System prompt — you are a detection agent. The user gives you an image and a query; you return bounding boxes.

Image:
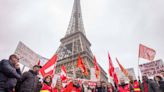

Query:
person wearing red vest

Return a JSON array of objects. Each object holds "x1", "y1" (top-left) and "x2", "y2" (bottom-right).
[
  {"x1": 118, "y1": 78, "x2": 130, "y2": 92},
  {"x1": 54, "y1": 78, "x2": 65, "y2": 92},
  {"x1": 128, "y1": 75, "x2": 141, "y2": 92},
  {"x1": 40, "y1": 75, "x2": 53, "y2": 92},
  {"x1": 63, "y1": 79, "x2": 81, "y2": 92}
]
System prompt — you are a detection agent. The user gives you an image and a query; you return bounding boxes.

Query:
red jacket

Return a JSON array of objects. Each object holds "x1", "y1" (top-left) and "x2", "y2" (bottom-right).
[
  {"x1": 63, "y1": 82, "x2": 81, "y2": 92},
  {"x1": 130, "y1": 81, "x2": 141, "y2": 92},
  {"x1": 40, "y1": 83, "x2": 53, "y2": 92},
  {"x1": 54, "y1": 88, "x2": 65, "y2": 92},
  {"x1": 123, "y1": 81, "x2": 141, "y2": 92},
  {"x1": 118, "y1": 84, "x2": 130, "y2": 92}
]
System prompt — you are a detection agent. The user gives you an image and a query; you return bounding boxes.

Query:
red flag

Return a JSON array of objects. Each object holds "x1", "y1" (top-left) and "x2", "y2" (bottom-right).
[
  {"x1": 108, "y1": 53, "x2": 118, "y2": 85},
  {"x1": 39, "y1": 54, "x2": 58, "y2": 77},
  {"x1": 139, "y1": 44, "x2": 156, "y2": 61},
  {"x1": 37, "y1": 60, "x2": 41, "y2": 66},
  {"x1": 113, "y1": 72, "x2": 119, "y2": 85},
  {"x1": 108, "y1": 53, "x2": 114, "y2": 77},
  {"x1": 60, "y1": 65, "x2": 67, "y2": 81},
  {"x1": 116, "y1": 58, "x2": 129, "y2": 77},
  {"x1": 77, "y1": 55, "x2": 88, "y2": 76},
  {"x1": 93, "y1": 56, "x2": 100, "y2": 79}
]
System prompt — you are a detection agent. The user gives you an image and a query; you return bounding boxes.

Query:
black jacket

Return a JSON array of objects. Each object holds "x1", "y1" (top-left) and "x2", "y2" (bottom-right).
[
  {"x1": 95, "y1": 87, "x2": 103, "y2": 92},
  {"x1": 19, "y1": 70, "x2": 41, "y2": 92},
  {"x1": 0, "y1": 59, "x2": 21, "y2": 89},
  {"x1": 158, "y1": 80, "x2": 164, "y2": 92}
]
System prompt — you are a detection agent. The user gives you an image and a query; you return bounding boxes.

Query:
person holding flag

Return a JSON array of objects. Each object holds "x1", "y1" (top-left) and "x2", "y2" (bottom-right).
[
  {"x1": 40, "y1": 75, "x2": 53, "y2": 92},
  {"x1": 118, "y1": 78, "x2": 129, "y2": 92},
  {"x1": 128, "y1": 75, "x2": 141, "y2": 92},
  {"x1": 54, "y1": 78, "x2": 64, "y2": 92},
  {"x1": 63, "y1": 79, "x2": 81, "y2": 92}
]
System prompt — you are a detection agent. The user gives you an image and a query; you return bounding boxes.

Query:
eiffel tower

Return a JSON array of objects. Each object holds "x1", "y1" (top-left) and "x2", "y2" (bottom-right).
[{"x1": 55, "y1": 0, "x2": 107, "y2": 80}]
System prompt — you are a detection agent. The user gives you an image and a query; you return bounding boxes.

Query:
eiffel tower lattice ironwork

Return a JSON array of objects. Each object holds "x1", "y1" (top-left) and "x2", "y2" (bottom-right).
[{"x1": 55, "y1": 0, "x2": 107, "y2": 80}]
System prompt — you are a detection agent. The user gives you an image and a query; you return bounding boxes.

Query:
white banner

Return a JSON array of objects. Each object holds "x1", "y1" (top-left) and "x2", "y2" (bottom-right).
[
  {"x1": 14, "y1": 41, "x2": 39, "y2": 68},
  {"x1": 115, "y1": 67, "x2": 136, "y2": 83},
  {"x1": 139, "y1": 59, "x2": 164, "y2": 77}
]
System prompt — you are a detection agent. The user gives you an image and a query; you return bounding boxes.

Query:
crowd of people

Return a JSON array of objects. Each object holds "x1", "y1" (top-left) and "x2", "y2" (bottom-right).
[{"x1": 0, "y1": 54, "x2": 164, "y2": 92}]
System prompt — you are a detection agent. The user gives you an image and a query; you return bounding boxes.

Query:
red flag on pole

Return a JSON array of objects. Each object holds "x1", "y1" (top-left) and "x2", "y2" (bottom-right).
[
  {"x1": 93, "y1": 56, "x2": 100, "y2": 79},
  {"x1": 116, "y1": 58, "x2": 129, "y2": 77},
  {"x1": 108, "y1": 53, "x2": 118, "y2": 85},
  {"x1": 139, "y1": 44, "x2": 156, "y2": 61},
  {"x1": 77, "y1": 55, "x2": 88, "y2": 76},
  {"x1": 60, "y1": 65, "x2": 67, "y2": 81},
  {"x1": 113, "y1": 72, "x2": 118, "y2": 85},
  {"x1": 108, "y1": 53, "x2": 114, "y2": 77},
  {"x1": 39, "y1": 54, "x2": 58, "y2": 77}
]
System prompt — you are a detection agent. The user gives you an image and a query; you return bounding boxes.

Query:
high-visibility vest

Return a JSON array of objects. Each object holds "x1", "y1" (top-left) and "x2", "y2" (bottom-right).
[
  {"x1": 133, "y1": 81, "x2": 141, "y2": 92},
  {"x1": 118, "y1": 84, "x2": 130, "y2": 92},
  {"x1": 40, "y1": 83, "x2": 52, "y2": 92},
  {"x1": 40, "y1": 90, "x2": 50, "y2": 92},
  {"x1": 127, "y1": 81, "x2": 141, "y2": 92}
]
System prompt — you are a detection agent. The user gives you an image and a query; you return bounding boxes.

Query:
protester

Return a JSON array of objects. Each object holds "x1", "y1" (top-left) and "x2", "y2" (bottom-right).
[
  {"x1": 95, "y1": 81, "x2": 102, "y2": 92},
  {"x1": 128, "y1": 75, "x2": 141, "y2": 92},
  {"x1": 19, "y1": 65, "x2": 42, "y2": 92},
  {"x1": 63, "y1": 79, "x2": 81, "y2": 92},
  {"x1": 40, "y1": 75, "x2": 53, "y2": 92},
  {"x1": 54, "y1": 78, "x2": 64, "y2": 92},
  {"x1": 154, "y1": 75, "x2": 164, "y2": 92},
  {"x1": 107, "y1": 83, "x2": 115, "y2": 92},
  {"x1": 0, "y1": 54, "x2": 21, "y2": 92},
  {"x1": 81, "y1": 81, "x2": 89, "y2": 92},
  {"x1": 101, "y1": 81, "x2": 107, "y2": 92},
  {"x1": 141, "y1": 76, "x2": 158, "y2": 92},
  {"x1": 118, "y1": 78, "x2": 129, "y2": 92},
  {"x1": 81, "y1": 81, "x2": 94, "y2": 92}
]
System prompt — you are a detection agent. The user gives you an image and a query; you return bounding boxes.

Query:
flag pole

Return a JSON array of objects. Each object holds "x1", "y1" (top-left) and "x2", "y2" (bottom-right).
[
  {"x1": 21, "y1": 65, "x2": 26, "y2": 73},
  {"x1": 138, "y1": 57, "x2": 140, "y2": 80},
  {"x1": 138, "y1": 44, "x2": 141, "y2": 81}
]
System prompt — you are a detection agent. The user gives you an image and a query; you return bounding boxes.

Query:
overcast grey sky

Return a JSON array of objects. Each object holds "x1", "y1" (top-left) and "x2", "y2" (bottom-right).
[{"x1": 0, "y1": 0, "x2": 164, "y2": 77}]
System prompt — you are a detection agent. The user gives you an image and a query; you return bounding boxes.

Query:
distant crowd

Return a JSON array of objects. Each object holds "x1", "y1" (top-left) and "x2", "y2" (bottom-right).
[{"x1": 0, "y1": 54, "x2": 164, "y2": 92}]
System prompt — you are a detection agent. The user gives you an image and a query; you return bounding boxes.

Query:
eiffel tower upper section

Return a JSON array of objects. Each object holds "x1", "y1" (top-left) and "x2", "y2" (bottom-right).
[
  {"x1": 56, "y1": 0, "x2": 92, "y2": 61},
  {"x1": 55, "y1": 0, "x2": 107, "y2": 80},
  {"x1": 65, "y1": 0, "x2": 86, "y2": 37}
]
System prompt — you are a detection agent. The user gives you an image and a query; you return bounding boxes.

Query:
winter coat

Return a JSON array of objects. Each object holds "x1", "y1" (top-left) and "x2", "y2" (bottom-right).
[
  {"x1": 0, "y1": 59, "x2": 21, "y2": 90},
  {"x1": 19, "y1": 70, "x2": 41, "y2": 92},
  {"x1": 141, "y1": 79, "x2": 159, "y2": 92},
  {"x1": 95, "y1": 87, "x2": 102, "y2": 92},
  {"x1": 54, "y1": 88, "x2": 65, "y2": 92},
  {"x1": 81, "y1": 84, "x2": 94, "y2": 92},
  {"x1": 63, "y1": 82, "x2": 81, "y2": 92},
  {"x1": 158, "y1": 80, "x2": 164, "y2": 92}
]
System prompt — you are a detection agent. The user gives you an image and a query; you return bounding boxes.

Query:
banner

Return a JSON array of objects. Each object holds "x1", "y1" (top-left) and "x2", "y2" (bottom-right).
[
  {"x1": 139, "y1": 59, "x2": 164, "y2": 76},
  {"x1": 15, "y1": 41, "x2": 40, "y2": 68},
  {"x1": 115, "y1": 67, "x2": 136, "y2": 83}
]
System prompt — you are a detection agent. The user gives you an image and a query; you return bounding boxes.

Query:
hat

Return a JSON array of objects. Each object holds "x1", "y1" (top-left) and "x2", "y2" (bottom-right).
[{"x1": 33, "y1": 65, "x2": 42, "y2": 68}]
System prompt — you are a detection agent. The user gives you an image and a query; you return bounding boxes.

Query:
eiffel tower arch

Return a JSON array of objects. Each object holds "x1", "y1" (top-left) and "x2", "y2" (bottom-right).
[{"x1": 55, "y1": 0, "x2": 107, "y2": 80}]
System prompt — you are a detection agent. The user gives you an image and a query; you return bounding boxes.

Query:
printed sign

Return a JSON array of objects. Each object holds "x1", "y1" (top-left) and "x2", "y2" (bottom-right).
[
  {"x1": 139, "y1": 59, "x2": 164, "y2": 76},
  {"x1": 14, "y1": 41, "x2": 39, "y2": 68}
]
